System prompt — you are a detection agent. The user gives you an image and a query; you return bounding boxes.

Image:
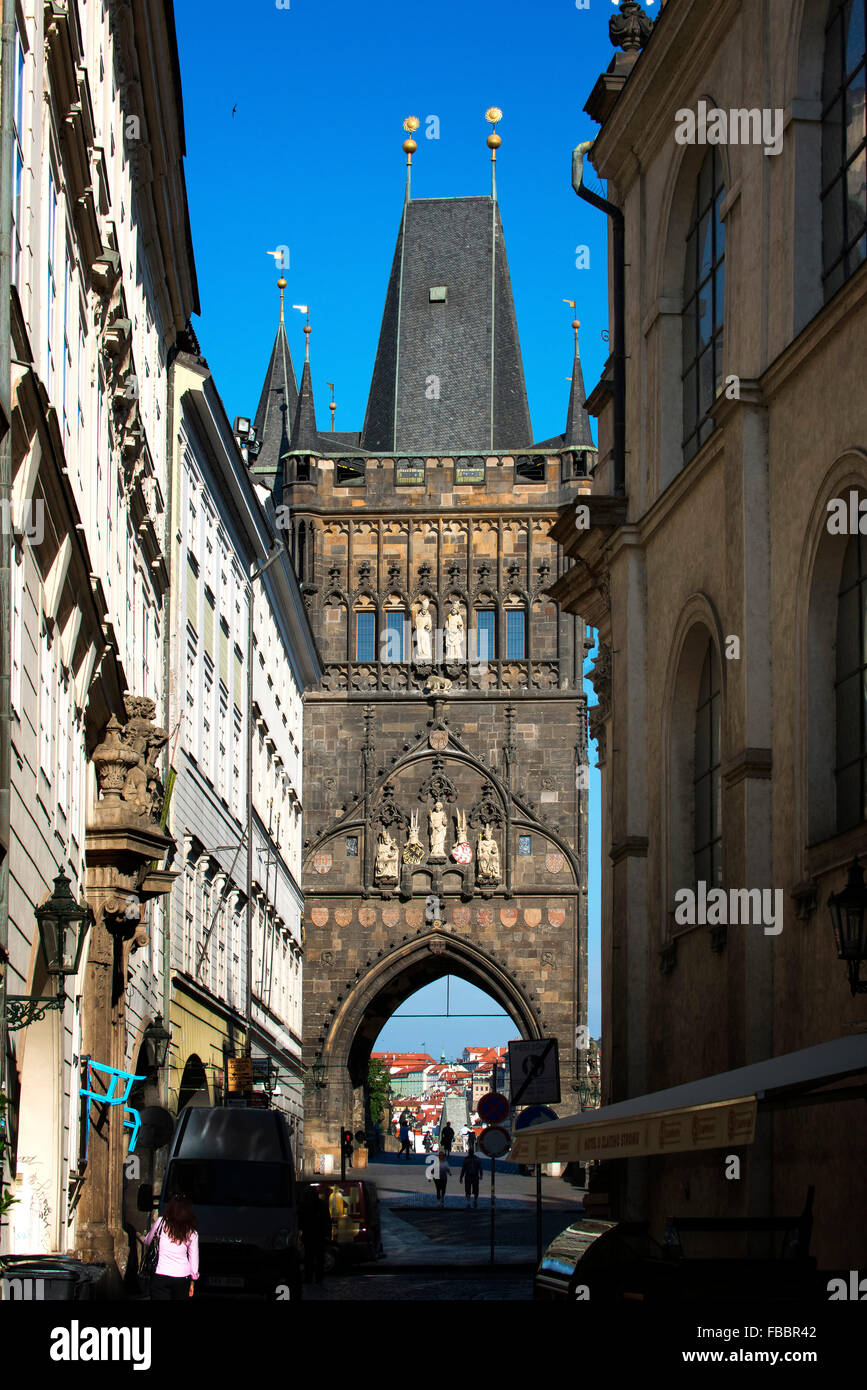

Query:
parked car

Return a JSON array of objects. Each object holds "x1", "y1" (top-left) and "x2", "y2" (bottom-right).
[
  {"x1": 138, "y1": 1106, "x2": 302, "y2": 1300},
  {"x1": 297, "y1": 1178, "x2": 383, "y2": 1270}
]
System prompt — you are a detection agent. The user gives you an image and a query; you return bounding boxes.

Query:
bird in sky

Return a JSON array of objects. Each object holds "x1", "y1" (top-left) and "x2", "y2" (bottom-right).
[{"x1": 232, "y1": 104, "x2": 237, "y2": 118}]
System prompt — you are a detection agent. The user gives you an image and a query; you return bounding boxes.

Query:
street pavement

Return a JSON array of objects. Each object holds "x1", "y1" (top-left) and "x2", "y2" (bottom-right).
[{"x1": 303, "y1": 1152, "x2": 585, "y2": 1299}]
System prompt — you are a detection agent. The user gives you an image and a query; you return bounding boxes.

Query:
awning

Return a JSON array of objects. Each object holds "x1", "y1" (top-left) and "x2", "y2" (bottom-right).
[{"x1": 509, "y1": 1034, "x2": 867, "y2": 1165}]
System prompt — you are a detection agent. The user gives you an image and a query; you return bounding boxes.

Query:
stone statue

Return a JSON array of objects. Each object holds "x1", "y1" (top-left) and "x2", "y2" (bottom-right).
[
  {"x1": 412, "y1": 596, "x2": 433, "y2": 664},
  {"x1": 451, "y1": 808, "x2": 472, "y2": 865},
  {"x1": 403, "y1": 809, "x2": 425, "y2": 865},
  {"x1": 444, "y1": 599, "x2": 465, "y2": 662},
  {"x1": 375, "y1": 828, "x2": 399, "y2": 884},
  {"x1": 428, "y1": 800, "x2": 448, "y2": 860},
  {"x1": 476, "y1": 823, "x2": 501, "y2": 885},
  {"x1": 91, "y1": 695, "x2": 169, "y2": 823}
]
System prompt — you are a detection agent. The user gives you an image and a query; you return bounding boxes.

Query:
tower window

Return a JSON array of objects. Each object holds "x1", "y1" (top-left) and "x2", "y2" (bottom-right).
[
  {"x1": 383, "y1": 610, "x2": 406, "y2": 663},
  {"x1": 475, "y1": 610, "x2": 496, "y2": 663},
  {"x1": 505, "y1": 610, "x2": 526, "y2": 660},
  {"x1": 355, "y1": 611, "x2": 376, "y2": 662},
  {"x1": 515, "y1": 455, "x2": 545, "y2": 482},
  {"x1": 336, "y1": 458, "x2": 366, "y2": 486}
]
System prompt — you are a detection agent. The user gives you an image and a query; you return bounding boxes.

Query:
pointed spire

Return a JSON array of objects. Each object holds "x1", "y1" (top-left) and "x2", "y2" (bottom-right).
[
  {"x1": 251, "y1": 282, "x2": 299, "y2": 485},
  {"x1": 290, "y1": 312, "x2": 318, "y2": 450},
  {"x1": 564, "y1": 316, "x2": 597, "y2": 452}
]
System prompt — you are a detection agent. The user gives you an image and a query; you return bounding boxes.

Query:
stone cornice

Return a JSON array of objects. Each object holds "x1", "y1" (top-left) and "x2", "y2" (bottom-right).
[{"x1": 761, "y1": 262, "x2": 867, "y2": 403}]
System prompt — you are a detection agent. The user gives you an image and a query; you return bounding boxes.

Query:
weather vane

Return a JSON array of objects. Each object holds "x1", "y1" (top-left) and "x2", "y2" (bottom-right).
[
  {"x1": 485, "y1": 108, "x2": 503, "y2": 198},
  {"x1": 402, "y1": 115, "x2": 420, "y2": 201}
]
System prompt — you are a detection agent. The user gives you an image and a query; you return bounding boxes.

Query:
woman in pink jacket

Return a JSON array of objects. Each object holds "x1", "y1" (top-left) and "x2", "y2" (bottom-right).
[{"x1": 144, "y1": 1195, "x2": 199, "y2": 1299}]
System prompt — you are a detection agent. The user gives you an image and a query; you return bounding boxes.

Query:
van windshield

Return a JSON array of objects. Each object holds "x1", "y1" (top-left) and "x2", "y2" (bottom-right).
[{"x1": 165, "y1": 1160, "x2": 293, "y2": 1208}]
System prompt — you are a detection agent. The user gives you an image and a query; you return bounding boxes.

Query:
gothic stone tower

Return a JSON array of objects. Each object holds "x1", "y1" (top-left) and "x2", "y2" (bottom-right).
[{"x1": 253, "y1": 180, "x2": 596, "y2": 1165}]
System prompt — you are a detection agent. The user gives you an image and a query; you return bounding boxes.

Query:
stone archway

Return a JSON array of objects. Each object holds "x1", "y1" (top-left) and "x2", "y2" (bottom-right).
[{"x1": 303, "y1": 929, "x2": 542, "y2": 1164}]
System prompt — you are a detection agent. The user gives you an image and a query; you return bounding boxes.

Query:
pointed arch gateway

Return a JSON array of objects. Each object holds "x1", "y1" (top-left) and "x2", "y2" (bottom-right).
[{"x1": 325, "y1": 930, "x2": 543, "y2": 1090}]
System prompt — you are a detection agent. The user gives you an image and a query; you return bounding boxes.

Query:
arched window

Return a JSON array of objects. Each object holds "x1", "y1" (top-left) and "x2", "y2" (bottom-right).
[
  {"x1": 835, "y1": 531, "x2": 867, "y2": 830},
  {"x1": 682, "y1": 147, "x2": 726, "y2": 466},
  {"x1": 821, "y1": 0, "x2": 867, "y2": 300},
  {"x1": 505, "y1": 609, "x2": 526, "y2": 660},
  {"x1": 355, "y1": 608, "x2": 376, "y2": 662},
  {"x1": 693, "y1": 641, "x2": 722, "y2": 889}
]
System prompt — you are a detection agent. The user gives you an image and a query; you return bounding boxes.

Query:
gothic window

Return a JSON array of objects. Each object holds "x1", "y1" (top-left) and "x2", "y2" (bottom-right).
[
  {"x1": 384, "y1": 609, "x2": 406, "y2": 663},
  {"x1": 682, "y1": 147, "x2": 726, "y2": 466},
  {"x1": 822, "y1": 0, "x2": 867, "y2": 300},
  {"x1": 694, "y1": 642, "x2": 722, "y2": 889},
  {"x1": 355, "y1": 610, "x2": 376, "y2": 662},
  {"x1": 835, "y1": 531, "x2": 867, "y2": 830},
  {"x1": 505, "y1": 609, "x2": 526, "y2": 660},
  {"x1": 476, "y1": 609, "x2": 496, "y2": 663}
]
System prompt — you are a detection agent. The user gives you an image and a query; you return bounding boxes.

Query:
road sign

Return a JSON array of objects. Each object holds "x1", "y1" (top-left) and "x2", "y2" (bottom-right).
[
  {"x1": 477, "y1": 1091, "x2": 509, "y2": 1125},
  {"x1": 226, "y1": 1056, "x2": 253, "y2": 1092},
  {"x1": 514, "y1": 1104, "x2": 559, "y2": 1131},
  {"x1": 478, "y1": 1125, "x2": 511, "y2": 1158},
  {"x1": 508, "y1": 1039, "x2": 561, "y2": 1106}
]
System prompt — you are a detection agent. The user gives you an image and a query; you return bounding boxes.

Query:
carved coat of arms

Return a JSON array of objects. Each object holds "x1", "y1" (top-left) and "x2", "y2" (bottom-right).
[
  {"x1": 312, "y1": 852, "x2": 332, "y2": 875},
  {"x1": 524, "y1": 908, "x2": 542, "y2": 927},
  {"x1": 358, "y1": 908, "x2": 376, "y2": 928},
  {"x1": 547, "y1": 907, "x2": 566, "y2": 928},
  {"x1": 476, "y1": 908, "x2": 494, "y2": 929},
  {"x1": 335, "y1": 908, "x2": 353, "y2": 927},
  {"x1": 545, "y1": 852, "x2": 565, "y2": 874},
  {"x1": 452, "y1": 907, "x2": 470, "y2": 928},
  {"x1": 382, "y1": 905, "x2": 400, "y2": 929},
  {"x1": 500, "y1": 908, "x2": 518, "y2": 927},
  {"x1": 406, "y1": 906, "x2": 423, "y2": 928},
  {"x1": 310, "y1": 907, "x2": 329, "y2": 927}
]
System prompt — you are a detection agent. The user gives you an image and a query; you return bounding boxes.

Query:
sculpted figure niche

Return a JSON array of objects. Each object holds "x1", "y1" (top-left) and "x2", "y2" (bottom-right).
[
  {"x1": 412, "y1": 596, "x2": 434, "y2": 664},
  {"x1": 428, "y1": 800, "x2": 448, "y2": 860},
  {"x1": 375, "y1": 828, "x2": 399, "y2": 884},
  {"x1": 444, "y1": 599, "x2": 465, "y2": 662},
  {"x1": 476, "y1": 824, "x2": 501, "y2": 885}
]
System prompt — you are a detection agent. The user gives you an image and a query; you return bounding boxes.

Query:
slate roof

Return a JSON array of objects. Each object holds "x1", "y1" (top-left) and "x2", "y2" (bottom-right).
[
  {"x1": 361, "y1": 196, "x2": 534, "y2": 455},
  {"x1": 251, "y1": 321, "x2": 298, "y2": 486}
]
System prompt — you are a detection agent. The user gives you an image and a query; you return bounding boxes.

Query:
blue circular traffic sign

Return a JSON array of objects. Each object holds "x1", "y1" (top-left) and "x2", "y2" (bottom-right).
[
  {"x1": 514, "y1": 1105, "x2": 559, "y2": 1131},
  {"x1": 476, "y1": 1091, "x2": 509, "y2": 1125}
]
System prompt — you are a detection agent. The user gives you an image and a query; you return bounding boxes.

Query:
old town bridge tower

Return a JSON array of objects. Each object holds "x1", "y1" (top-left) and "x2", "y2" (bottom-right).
[{"x1": 251, "y1": 129, "x2": 595, "y2": 1164}]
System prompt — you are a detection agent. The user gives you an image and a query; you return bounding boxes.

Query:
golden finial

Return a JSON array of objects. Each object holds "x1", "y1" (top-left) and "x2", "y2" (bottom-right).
[
  {"x1": 278, "y1": 275, "x2": 287, "y2": 324},
  {"x1": 485, "y1": 108, "x2": 503, "y2": 198},
  {"x1": 563, "y1": 299, "x2": 580, "y2": 349},
  {"x1": 403, "y1": 115, "x2": 420, "y2": 201},
  {"x1": 327, "y1": 381, "x2": 336, "y2": 432}
]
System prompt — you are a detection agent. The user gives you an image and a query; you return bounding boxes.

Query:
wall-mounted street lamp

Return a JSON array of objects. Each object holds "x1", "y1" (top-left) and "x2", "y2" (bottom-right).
[
  {"x1": 311, "y1": 1052, "x2": 327, "y2": 1089},
  {"x1": 142, "y1": 1013, "x2": 172, "y2": 1073},
  {"x1": 828, "y1": 859, "x2": 867, "y2": 995},
  {"x1": 6, "y1": 873, "x2": 91, "y2": 1030}
]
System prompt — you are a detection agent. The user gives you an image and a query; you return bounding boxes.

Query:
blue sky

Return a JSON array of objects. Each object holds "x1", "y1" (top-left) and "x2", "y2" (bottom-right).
[{"x1": 173, "y1": 0, "x2": 609, "y2": 1053}]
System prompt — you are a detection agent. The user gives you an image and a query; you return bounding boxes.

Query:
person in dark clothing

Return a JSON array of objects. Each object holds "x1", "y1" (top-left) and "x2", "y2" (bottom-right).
[
  {"x1": 398, "y1": 1120, "x2": 412, "y2": 1159},
  {"x1": 460, "y1": 1151, "x2": 483, "y2": 1208},
  {"x1": 440, "y1": 1122, "x2": 455, "y2": 1156},
  {"x1": 299, "y1": 1186, "x2": 332, "y2": 1284}
]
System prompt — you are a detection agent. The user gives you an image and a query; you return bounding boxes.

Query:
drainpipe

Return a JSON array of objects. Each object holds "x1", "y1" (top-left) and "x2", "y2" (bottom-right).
[
  {"x1": 0, "y1": 0, "x2": 17, "y2": 1115},
  {"x1": 572, "y1": 140, "x2": 625, "y2": 498}
]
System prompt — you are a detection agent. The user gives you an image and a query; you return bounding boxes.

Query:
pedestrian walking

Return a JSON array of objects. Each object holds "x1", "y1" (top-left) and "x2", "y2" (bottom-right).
[
  {"x1": 460, "y1": 1151, "x2": 483, "y2": 1208},
  {"x1": 422, "y1": 1132, "x2": 433, "y2": 1153},
  {"x1": 143, "y1": 1195, "x2": 199, "y2": 1300},
  {"x1": 433, "y1": 1149, "x2": 451, "y2": 1206},
  {"x1": 440, "y1": 1121, "x2": 455, "y2": 1156},
  {"x1": 398, "y1": 1119, "x2": 412, "y2": 1160},
  {"x1": 299, "y1": 1185, "x2": 332, "y2": 1284}
]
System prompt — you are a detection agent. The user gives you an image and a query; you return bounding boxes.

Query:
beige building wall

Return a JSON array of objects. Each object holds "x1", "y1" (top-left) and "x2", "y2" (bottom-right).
[{"x1": 556, "y1": 0, "x2": 867, "y2": 1267}]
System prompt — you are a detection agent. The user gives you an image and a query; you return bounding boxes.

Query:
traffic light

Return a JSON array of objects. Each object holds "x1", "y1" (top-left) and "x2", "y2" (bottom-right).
[{"x1": 341, "y1": 1129, "x2": 353, "y2": 1154}]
